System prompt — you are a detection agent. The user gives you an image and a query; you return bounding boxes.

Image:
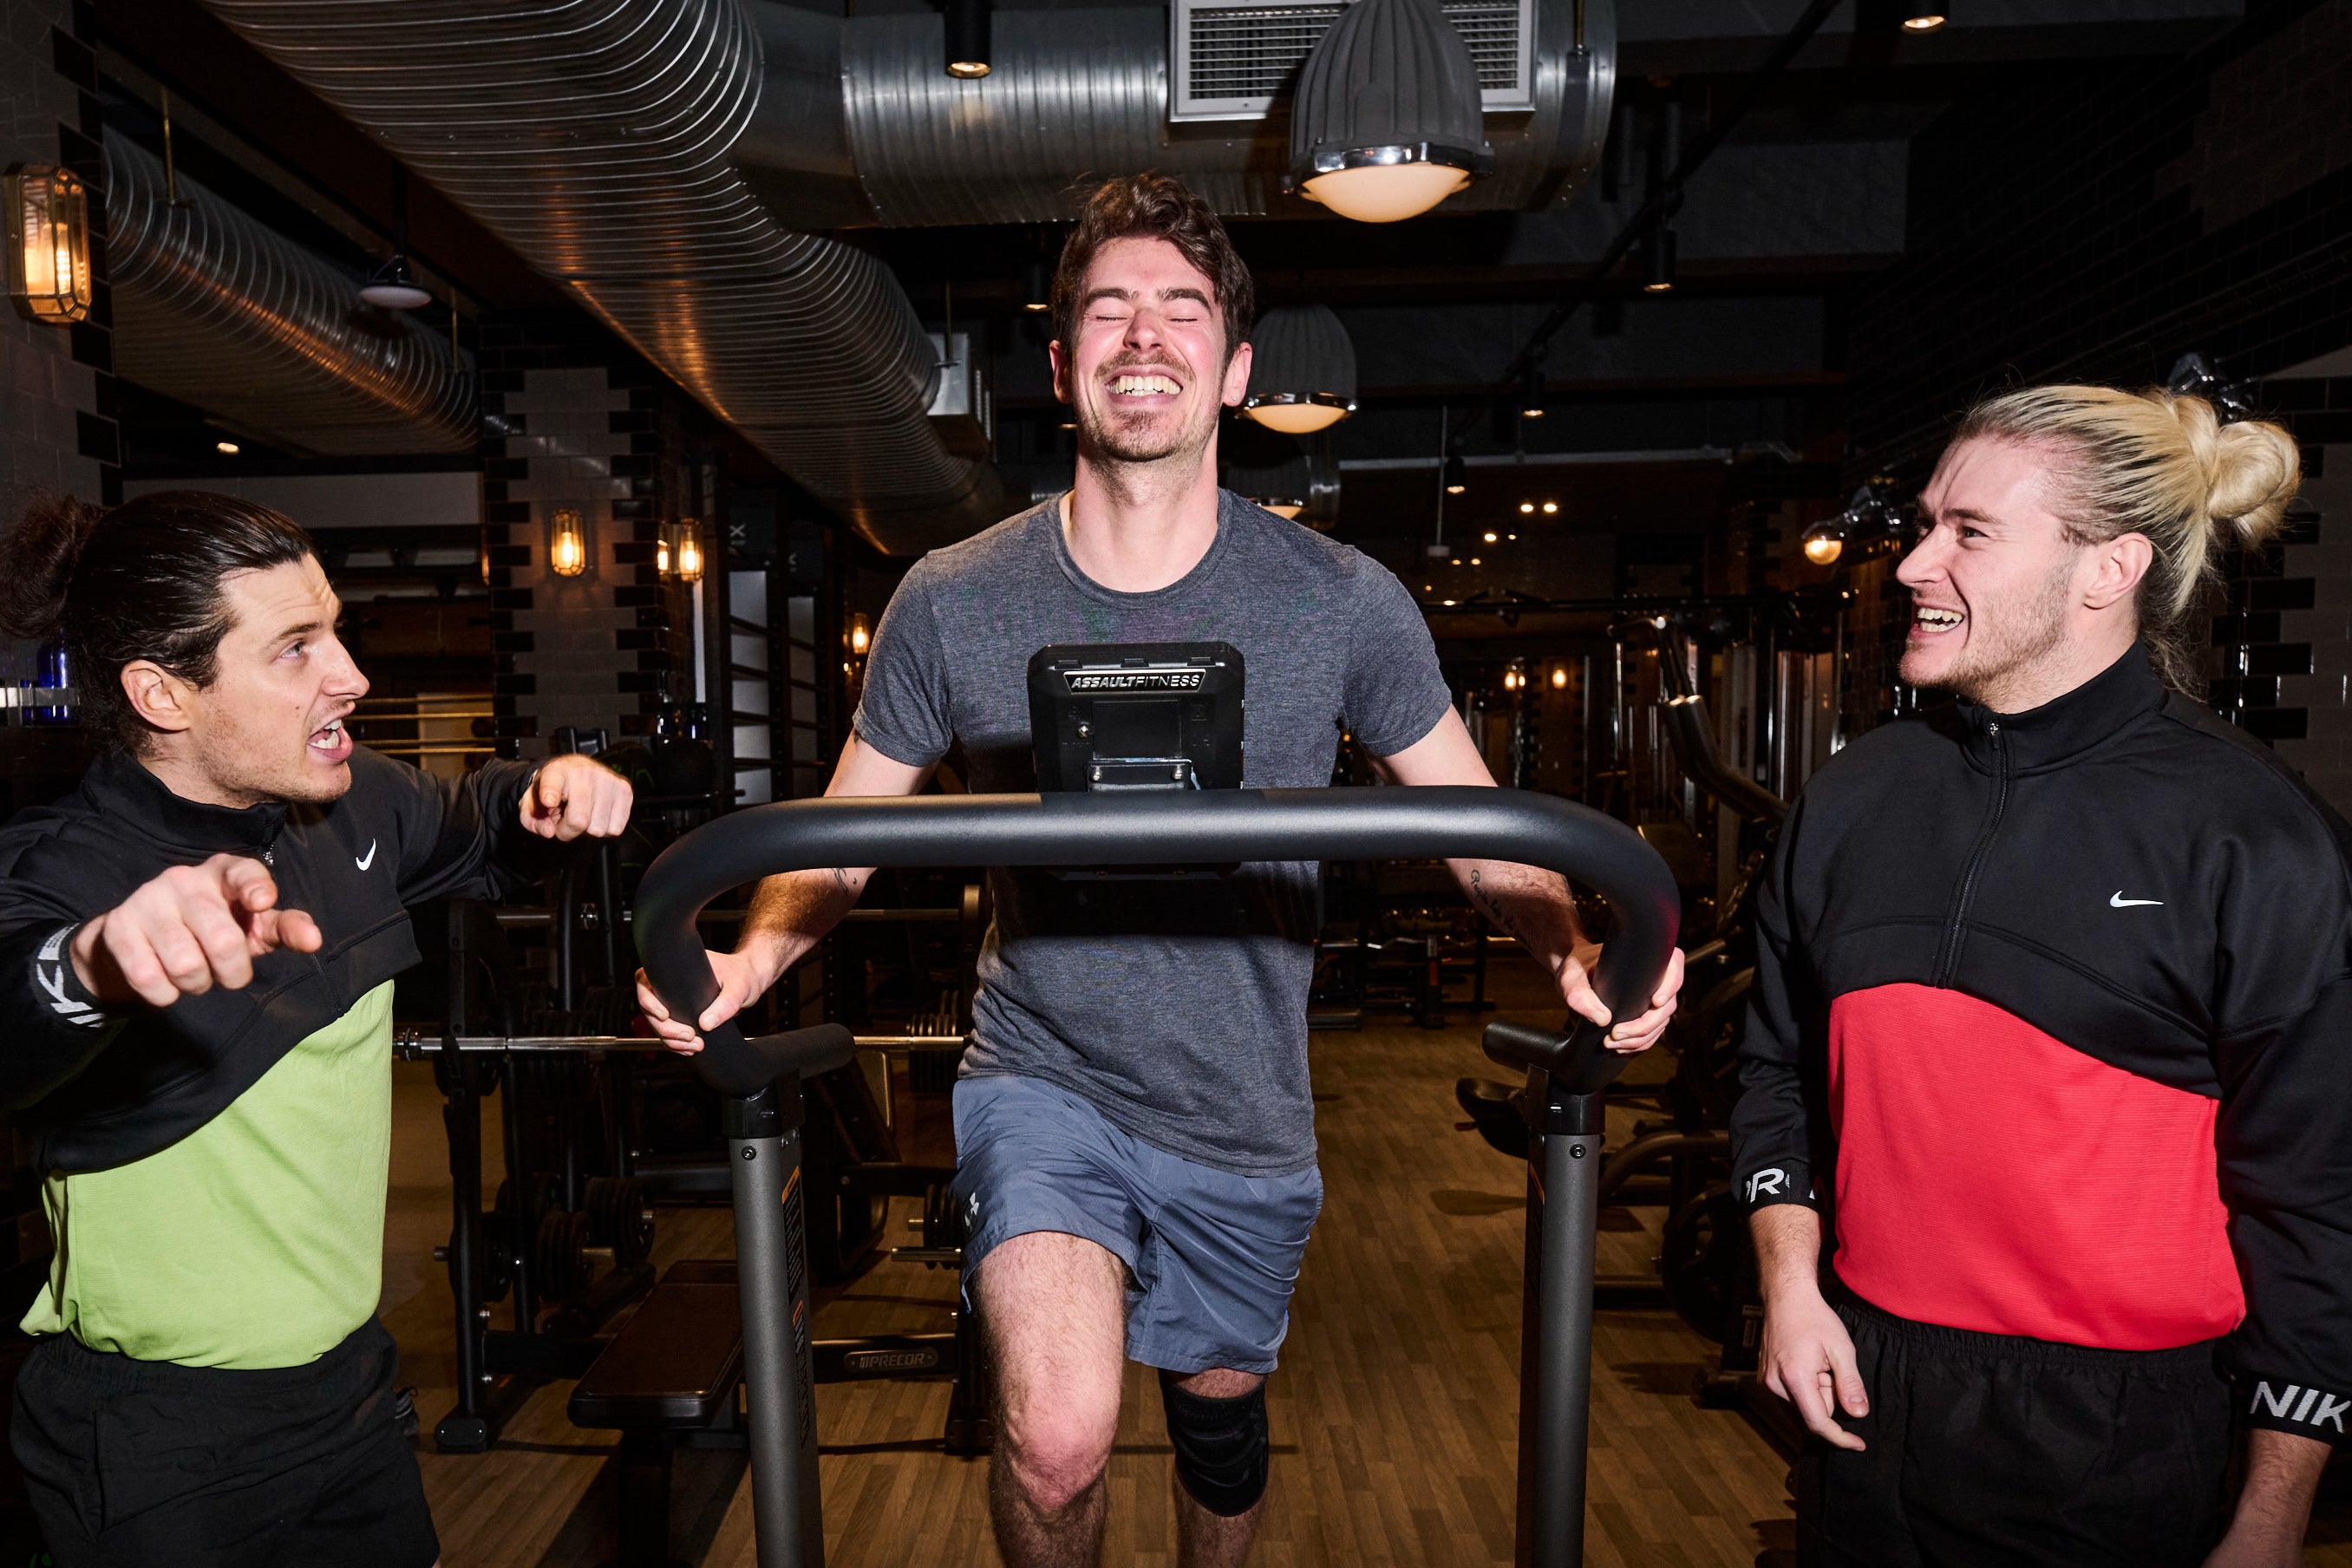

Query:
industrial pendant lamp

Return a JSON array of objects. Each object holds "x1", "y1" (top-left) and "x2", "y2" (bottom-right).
[
  {"x1": 945, "y1": 0, "x2": 991, "y2": 77},
  {"x1": 1287, "y1": 0, "x2": 1493, "y2": 224},
  {"x1": 361, "y1": 167, "x2": 433, "y2": 309},
  {"x1": 1242, "y1": 305, "x2": 1357, "y2": 434},
  {"x1": 1642, "y1": 223, "x2": 1677, "y2": 293},
  {"x1": 360, "y1": 255, "x2": 432, "y2": 310}
]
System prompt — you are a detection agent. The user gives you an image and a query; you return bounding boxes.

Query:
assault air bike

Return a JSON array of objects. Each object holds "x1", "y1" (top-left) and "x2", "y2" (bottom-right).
[{"x1": 631, "y1": 644, "x2": 1677, "y2": 1568}]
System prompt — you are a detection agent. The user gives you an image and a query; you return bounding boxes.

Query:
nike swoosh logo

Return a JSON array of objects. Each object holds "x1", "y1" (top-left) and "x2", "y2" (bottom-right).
[
  {"x1": 2109, "y1": 891, "x2": 2162, "y2": 907},
  {"x1": 356, "y1": 840, "x2": 377, "y2": 872}
]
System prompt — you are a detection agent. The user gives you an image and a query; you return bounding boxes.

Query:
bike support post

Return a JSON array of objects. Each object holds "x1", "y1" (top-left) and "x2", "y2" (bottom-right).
[
  {"x1": 1516, "y1": 1067, "x2": 1609, "y2": 1567},
  {"x1": 726, "y1": 1081, "x2": 825, "y2": 1568}
]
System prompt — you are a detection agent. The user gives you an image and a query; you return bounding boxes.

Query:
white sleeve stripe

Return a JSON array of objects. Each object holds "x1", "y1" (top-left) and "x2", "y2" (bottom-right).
[{"x1": 33, "y1": 924, "x2": 103, "y2": 1027}]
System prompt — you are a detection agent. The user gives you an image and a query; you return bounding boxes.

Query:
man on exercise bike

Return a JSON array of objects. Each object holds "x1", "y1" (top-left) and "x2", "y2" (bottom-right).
[
  {"x1": 0, "y1": 488, "x2": 633, "y2": 1566},
  {"x1": 640, "y1": 171, "x2": 1681, "y2": 1568},
  {"x1": 1733, "y1": 385, "x2": 2344, "y2": 1565}
]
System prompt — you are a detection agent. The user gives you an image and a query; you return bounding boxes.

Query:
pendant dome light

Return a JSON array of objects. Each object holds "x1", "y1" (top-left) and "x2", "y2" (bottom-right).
[
  {"x1": 1287, "y1": 0, "x2": 1493, "y2": 224},
  {"x1": 360, "y1": 167, "x2": 432, "y2": 310},
  {"x1": 1225, "y1": 423, "x2": 1339, "y2": 526},
  {"x1": 359, "y1": 255, "x2": 432, "y2": 310},
  {"x1": 1242, "y1": 304, "x2": 1357, "y2": 434}
]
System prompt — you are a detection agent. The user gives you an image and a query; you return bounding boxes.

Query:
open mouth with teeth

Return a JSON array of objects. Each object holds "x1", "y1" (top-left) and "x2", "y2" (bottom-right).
[
  {"x1": 1912, "y1": 606, "x2": 1965, "y2": 637},
  {"x1": 1106, "y1": 370, "x2": 1183, "y2": 401},
  {"x1": 308, "y1": 715, "x2": 351, "y2": 762}
]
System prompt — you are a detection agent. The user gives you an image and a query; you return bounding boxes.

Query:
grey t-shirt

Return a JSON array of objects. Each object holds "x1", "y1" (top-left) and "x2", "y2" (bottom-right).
[{"x1": 853, "y1": 491, "x2": 1454, "y2": 1175}]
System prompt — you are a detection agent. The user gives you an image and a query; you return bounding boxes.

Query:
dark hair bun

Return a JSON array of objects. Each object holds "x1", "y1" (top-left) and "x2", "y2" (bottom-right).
[{"x1": 0, "y1": 492, "x2": 106, "y2": 642}]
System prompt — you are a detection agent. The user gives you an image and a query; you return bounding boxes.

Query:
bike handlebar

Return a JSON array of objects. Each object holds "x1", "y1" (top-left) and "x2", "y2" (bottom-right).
[{"x1": 632, "y1": 787, "x2": 1679, "y2": 1097}]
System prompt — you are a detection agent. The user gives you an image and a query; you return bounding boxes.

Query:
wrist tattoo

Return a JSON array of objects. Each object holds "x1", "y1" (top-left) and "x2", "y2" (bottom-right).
[{"x1": 1467, "y1": 866, "x2": 1531, "y2": 948}]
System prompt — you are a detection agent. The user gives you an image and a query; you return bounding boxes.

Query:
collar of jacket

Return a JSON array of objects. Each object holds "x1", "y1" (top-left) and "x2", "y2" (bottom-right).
[
  {"x1": 87, "y1": 749, "x2": 289, "y2": 853},
  {"x1": 1953, "y1": 641, "x2": 2165, "y2": 774}
]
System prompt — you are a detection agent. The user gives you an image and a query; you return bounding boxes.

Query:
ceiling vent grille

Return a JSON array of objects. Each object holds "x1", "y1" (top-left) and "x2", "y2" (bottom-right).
[{"x1": 1172, "y1": 0, "x2": 1533, "y2": 121}]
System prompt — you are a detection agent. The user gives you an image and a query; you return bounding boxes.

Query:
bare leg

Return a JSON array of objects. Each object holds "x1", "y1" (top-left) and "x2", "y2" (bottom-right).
[
  {"x1": 975, "y1": 1232, "x2": 1128, "y2": 1568},
  {"x1": 1170, "y1": 1366, "x2": 1265, "y2": 1568}
]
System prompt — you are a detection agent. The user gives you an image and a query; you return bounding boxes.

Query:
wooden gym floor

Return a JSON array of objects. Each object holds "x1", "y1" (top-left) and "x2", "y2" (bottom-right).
[{"x1": 376, "y1": 957, "x2": 2352, "y2": 1566}]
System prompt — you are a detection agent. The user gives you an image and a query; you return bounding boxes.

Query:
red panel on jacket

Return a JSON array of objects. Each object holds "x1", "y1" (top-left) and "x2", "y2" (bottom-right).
[{"x1": 1829, "y1": 983, "x2": 2242, "y2": 1349}]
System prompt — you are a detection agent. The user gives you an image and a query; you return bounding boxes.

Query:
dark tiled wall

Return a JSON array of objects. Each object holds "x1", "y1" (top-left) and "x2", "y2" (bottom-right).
[
  {"x1": 1846, "y1": 0, "x2": 2352, "y2": 480},
  {"x1": 0, "y1": 5, "x2": 110, "y2": 509},
  {"x1": 474, "y1": 316, "x2": 693, "y2": 758},
  {"x1": 0, "y1": 3, "x2": 110, "y2": 698}
]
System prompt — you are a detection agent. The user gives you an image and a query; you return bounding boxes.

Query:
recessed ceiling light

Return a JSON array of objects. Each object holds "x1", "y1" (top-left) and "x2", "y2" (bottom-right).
[
  {"x1": 1542, "y1": 500, "x2": 1558, "y2": 514},
  {"x1": 1481, "y1": 531, "x2": 1497, "y2": 543},
  {"x1": 1902, "y1": 9, "x2": 1946, "y2": 33},
  {"x1": 1519, "y1": 501, "x2": 1535, "y2": 514},
  {"x1": 215, "y1": 440, "x2": 239, "y2": 455}
]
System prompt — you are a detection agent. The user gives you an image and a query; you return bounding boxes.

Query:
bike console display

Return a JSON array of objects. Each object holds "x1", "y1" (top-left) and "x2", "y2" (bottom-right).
[{"x1": 1028, "y1": 642, "x2": 1244, "y2": 793}]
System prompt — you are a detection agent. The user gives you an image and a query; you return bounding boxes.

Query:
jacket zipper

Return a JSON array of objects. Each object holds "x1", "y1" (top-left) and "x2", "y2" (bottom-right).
[{"x1": 1933, "y1": 720, "x2": 2009, "y2": 987}]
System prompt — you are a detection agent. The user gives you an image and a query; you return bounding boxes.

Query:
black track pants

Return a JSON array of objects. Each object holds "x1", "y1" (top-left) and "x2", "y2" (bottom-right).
[
  {"x1": 1797, "y1": 1291, "x2": 2233, "y2": 1568},
  {"x1": 10, "y1": 1317, "x2": 438, "y2": 1568}
]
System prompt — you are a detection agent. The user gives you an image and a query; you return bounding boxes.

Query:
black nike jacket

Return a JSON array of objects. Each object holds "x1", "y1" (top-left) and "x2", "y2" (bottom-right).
[
  {"x1": 1730, "y1": 643, "x2": 2352, "y2": 1443},
  {"x1": 0, "y1": 747, "x2": 547, "y2": 1173}
]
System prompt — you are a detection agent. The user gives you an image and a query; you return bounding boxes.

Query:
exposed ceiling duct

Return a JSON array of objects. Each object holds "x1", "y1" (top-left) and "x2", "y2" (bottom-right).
[
  {"x1": 199, "y1": 0, "x2": 1003, "y2": 557},
  {"x1": 737, "y1": 0, "x2": 1614, "y2": 229},
  {"x1": 105, "y1": 134, "x2": 475, "y2": 457}
]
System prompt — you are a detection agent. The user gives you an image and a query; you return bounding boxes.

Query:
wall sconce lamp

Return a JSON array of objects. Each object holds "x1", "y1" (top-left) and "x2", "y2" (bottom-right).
[
  {"x1": 5, "y1": 164, "x2": 91, "y2": 325},
  {"x1": 660, "y1": 518, "x2": 704, "y2": 584},
  {"x1": 848, "y1": 613, "x2": 872, "y2": 657},
  {"x1": 548, "y1": 506, "x2": 587, "y2": 578}
]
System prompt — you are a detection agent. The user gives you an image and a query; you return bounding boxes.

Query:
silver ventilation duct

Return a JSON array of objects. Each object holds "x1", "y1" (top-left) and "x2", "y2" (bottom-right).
[
  {"x1": 199, "y1": 0, "x2": 1002, "y2": 557},
  {"x1": 742, "y1": 0, "x2": 1614, "y2": 228},
  {"x1": 105, "y1": 134, "x2": 474, "y2": 457}
]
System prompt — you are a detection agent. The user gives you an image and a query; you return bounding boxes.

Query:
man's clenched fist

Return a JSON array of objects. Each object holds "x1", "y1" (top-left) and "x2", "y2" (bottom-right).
[
  {"x1": 70, "y1": 853, "x2": 323, "y2": 1009},
  {"x1": 521, "y1": 755, "x2": 633, "y2": 841}
]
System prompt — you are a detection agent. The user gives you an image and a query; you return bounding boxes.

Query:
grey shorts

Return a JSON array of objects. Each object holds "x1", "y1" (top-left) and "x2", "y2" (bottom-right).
[{"x1": 951, "y1": 1073, "x2": 1323, "y2": 1375}]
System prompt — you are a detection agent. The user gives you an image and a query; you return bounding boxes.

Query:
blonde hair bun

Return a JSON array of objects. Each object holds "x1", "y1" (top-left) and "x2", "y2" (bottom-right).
[{"x1": 2199, "y1": 411, "x2": 2301, "y2": 546}]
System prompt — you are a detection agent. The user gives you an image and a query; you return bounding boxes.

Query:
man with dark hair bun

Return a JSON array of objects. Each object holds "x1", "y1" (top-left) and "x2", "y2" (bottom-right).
[
  {"x1": 0, "y1": 489, "x2": 634, "y2": 1567},
  {"x1": 641, "y1": 171, "x2": 1683, "y2": 1567}
]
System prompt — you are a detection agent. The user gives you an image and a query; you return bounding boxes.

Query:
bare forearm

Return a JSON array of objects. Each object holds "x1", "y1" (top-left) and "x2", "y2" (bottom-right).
[
  {"x1": 1454, "y1": 859, "x2": 1581, "y2": 969},
  {"x1": 735, "y1": 866, "x2": 871, "y2": 984},
  {"x1": 2226, "y1": 1428, "x2": 2328, "y2": 1550},
  {"x1": 1751, "y1": 1203, "x2": 1826, "y2": 1307}
]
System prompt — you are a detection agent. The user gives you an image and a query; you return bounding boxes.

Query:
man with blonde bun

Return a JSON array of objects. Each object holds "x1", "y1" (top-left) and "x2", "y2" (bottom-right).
[{"x1": 1732, "y1": 385, "x2": 2342, "y2": 1566}]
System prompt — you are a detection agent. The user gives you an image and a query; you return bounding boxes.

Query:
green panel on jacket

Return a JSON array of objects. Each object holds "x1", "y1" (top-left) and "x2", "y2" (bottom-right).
[{"x1": 23, "y1": 980, "x2": 395, "y2": 1369}]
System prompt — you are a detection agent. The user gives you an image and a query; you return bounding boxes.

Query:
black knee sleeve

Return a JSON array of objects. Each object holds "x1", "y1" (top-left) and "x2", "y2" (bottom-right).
[{"x1": 1158, "y1": 1369, "x2": 1270, "y2": 1517}]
